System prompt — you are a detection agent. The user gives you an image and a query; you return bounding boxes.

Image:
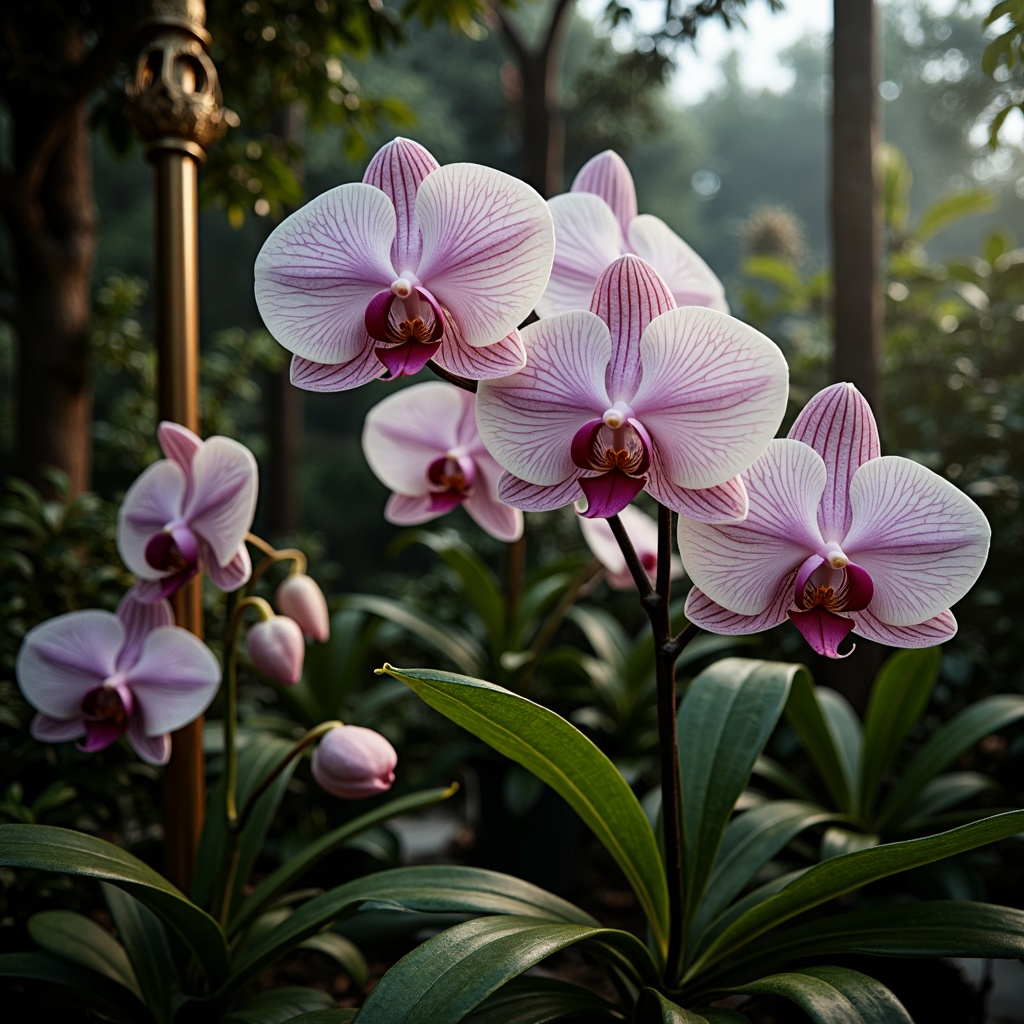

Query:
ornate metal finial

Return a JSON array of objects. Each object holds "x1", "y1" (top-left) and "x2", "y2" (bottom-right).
[{"x1": 126, "y1": 0, "x2": 227, "y2": 161}]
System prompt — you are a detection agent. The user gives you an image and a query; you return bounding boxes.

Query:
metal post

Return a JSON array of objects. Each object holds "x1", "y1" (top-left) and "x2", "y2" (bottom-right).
[{"x1": 125, "y1": 0, "x2": 226, "y2": 891}]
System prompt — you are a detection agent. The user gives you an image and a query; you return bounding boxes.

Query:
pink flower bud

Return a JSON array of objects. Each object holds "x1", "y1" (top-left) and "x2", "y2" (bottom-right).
[
  {"x1": 312, "y1": 725, "x2": 397, "y2": 799},
  {"x1": 275, "y1": 573, "x2": 330, "y2": 642},
  {"x1": 246, "y1": 616, "x2": 305, "y2": 685}
]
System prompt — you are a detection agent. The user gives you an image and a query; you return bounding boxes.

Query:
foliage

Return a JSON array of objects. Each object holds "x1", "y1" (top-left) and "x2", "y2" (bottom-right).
[{"x1": 981, "y1": 0, "x2": 1024, "y2": 147}]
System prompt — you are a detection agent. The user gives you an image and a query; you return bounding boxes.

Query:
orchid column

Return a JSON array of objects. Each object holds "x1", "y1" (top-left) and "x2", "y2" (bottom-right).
[{"x1": 125, "y1": 0, "x2": 227, "y2": 889}]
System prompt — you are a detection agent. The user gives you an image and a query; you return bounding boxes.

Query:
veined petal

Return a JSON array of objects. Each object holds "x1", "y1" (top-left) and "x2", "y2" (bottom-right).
[
  {"x1": 628, "y1": 215, "x2": 729, "y2": 312},
  {"x1": 788, "y1": 382, "x2": 880, "y2": 540},
  {"x1": 851, "y1": 607, "x2": 958, "y2": 648},
  {"x1": 254, "y1": 183, "x2": 397, "y2": 364},
  {"x1": 363, "y1": 137, "x2": 439, "y2": 275},
  {"x1": 363, "y1": 381, "x2": 467, "y2": 494},
  {"x1": 464, "y1": 480, "x2": 524, "y2": 542},
  {"x1": 498, "y1": 471, "x2": 583, "y2": 511},
  {"x1": 116, "y1": 591, "x2": 174, "y2": 672},
  {"x1": 632, "y1": 307, "x2": 789, "y2": 488},
  {"x1": 31, "y1": 713, "x2": 86, "y2": 742},
  {"x1": 126, "y1": 626, "x2": 221, "y2": 736},
  {"x1": 788, "y1": 607, "x2": 856, "y2": 658},
  {"x1": 433, "y1": 319, "x2": 527, "y2": 379},
  {"x1": 676, "y1": 440, "x2": 827, "y2": 615},
  {"x1": 572, "y1": 150, "x2": 638, "y2": 236},
  {"x1": 415, "y1": 163, "x2": 554, "y2": 347},
  {"x1": 843, "y1": 456, "x2": 990, "y2": 626},
  {"x1": 118, "y1": 460, "x2": 187, "y2": 580},
  {"x1": 591, "y1": 255, "x2": 675, "y2": 399},
  {"x1": 476, "y1": 311, "x2": 611, "y2": 486},
  {"x1": 126, "y1": 719, "x2": 171, "y2": 765},
  {"x1": 200, "y1": 541, "x2": 251, "y2": 593},
  {"x1": 183, "y1": 436, "x2": 259, "y2": 568},
  {"x1": 16, "y1": 611, "x2": 123, "y2": 719},
  {"x1": 537, "y1": 193, "x2": 625, "y2": 318},
  {"x1": 384, "y1": 492, "x2": 443, "y2": 525},
  {"x1": 157, "y1": 422, "x2": 202, "y2": 472},
  {"x1": 684, "y1": 577, "x2": 794, "y2": 634},
  {"x1": 646, "y1": 466, "x2": 749, "y2": 523},
  {"x1": 290, "y1": 350, "x2": 384, "y2": 392}
]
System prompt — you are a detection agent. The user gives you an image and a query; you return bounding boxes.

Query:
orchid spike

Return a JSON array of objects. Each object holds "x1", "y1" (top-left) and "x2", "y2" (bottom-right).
[
  {"x1": 255, "y1": 137, "x2": 555, "y2": 391},
  {"x1": 16, "y1": 589, "x2": 220, "y2": 765},
  {"x1": 312, "y1": 725, "x2": 397, "y2": 799},
  {"x1": 118, "y1": 422, "x2": 258, "y2": 599},
  {"x1": 362, "y1": 380, "x2": 523, "y2": 542},
  {"x1": 538, "y1": 150, "x2": 728, "y2": 318},
  {"x1": 476, "y1": 254, "x2": 788, "y2": 522},
  {"x1": 678, "y1": 383, "x2": 991, "y2": 658},
  {"x1": 579, "y1": 504, "x2": 682, "y2": 591}
]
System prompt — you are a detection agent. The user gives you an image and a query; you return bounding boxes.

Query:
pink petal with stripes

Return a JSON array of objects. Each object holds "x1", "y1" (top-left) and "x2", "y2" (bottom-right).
[
  {"x1": 590, "y1": 255, "x2": 675, "y2": 398},
  {"x1": 572, "y1": 150, "x2": 638, "y2": 235},
  {"x1": 631, "y1": 306, "x2": 789, "y2": 489},
  {"x1": 157, "y1": 422, "x2": 202, "y2": 472},
  {"x1": 498, "y1": 471, "x2": 584, "y2": 512},
  {"x1": 201, "y1": 541, "x2": 252, "y2": 593},
  {"x1": 433, "y1": 320, "x2": 527, "y2": 380},
  {"x1": 788, "y1": 382, "x2": 880, "y2": 539},
  {"x1": 254, "y1": 183, "x2": 397, "y2": 364},
  {"x1": 676, "y1": 440, "x2": 826, "y2": 615},
  {"x1": 476, "y1": 311, "x2": 611, "y2": 486},
  {"x1": 851, "y1": 607, "x2": 958, "y2": 647},
  {"x1": 415, "y1": 163, "x2": 554, "y2": 348},
  {"x1": 684, "y1": 577, "x2": 794, "y2": 634},
  {"x1": 843, "y1": 456, "x2": 990, "y2": 626},
  {"x1": 290, "y1": 350, "x2": 385, "y2": 392},
  {"x1": 465, "y1": 489, "x2": 523, "y2": 542},
  {"x1": 384, "y1": 492, "x2": 442, "y2": 525},
  {"x1": 127, "y1": 718, "x2": 172, "y2": 765},
  {"x1": 118, "y1": 460, "x2": 188, "y2": 580},
  {"x1": 116, "y1": 591, "x2": 174, "y2": 671},
  {"x1": 537, "y1": 193, "x2": 625, "y2": 318},
  {"x1": 31, "y1": 713, "x2": 86, "y2": 742},
  {"x1": 628, "y1": 215, "x2": 729, "y2": 313},
  {"x1": 646, "y1": 463, "x2": 748, "y2": 524},
  {"x1": 362, "y1": 137, "x2": 439, "y2": 275}
]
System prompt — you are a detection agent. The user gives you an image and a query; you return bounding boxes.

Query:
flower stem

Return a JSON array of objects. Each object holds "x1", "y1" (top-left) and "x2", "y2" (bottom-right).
[
  {"x1": 244, "y1": 533, "x2": 308, "y2": 593},
  {"x1": 427, "y1": 360, "x2": 478, "y2": 393}
]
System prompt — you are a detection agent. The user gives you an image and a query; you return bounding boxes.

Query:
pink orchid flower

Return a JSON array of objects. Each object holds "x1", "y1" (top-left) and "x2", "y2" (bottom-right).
[
  {"x1": 254, "y1": 137, "x2": 555, "y2": 391},
  {"x1": 476, "y1": 254, "x2": 788, "y2": 521},
  {"x1": 16, "y1": 590, "x2": 220, "y2": 765},
  {"x1": 312, "y1": 725, "x2": 397, "y2": 799},
  {"x1": 579, "y1": 504, "x2": 682, "y2": 591},
  {"x1": 679, "y1": 382, "x2": 991, "y2": 658},
  {"x1": 362, "y1": 381, "x2": 523, "y2": 542},
  {"x1": 117, "y1": 422, "x2": 258, "y2": 599},
  {"x1": 538, "y1": 150, "x2": 728, "y2": 318}
]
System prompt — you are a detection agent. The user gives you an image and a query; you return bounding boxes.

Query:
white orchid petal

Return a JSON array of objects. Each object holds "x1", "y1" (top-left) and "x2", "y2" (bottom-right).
[
  {"x1": 434, "y1": 321, "x2": 527, "y2": 379},
  {"x1": 646, "y1": 465, "x2": 749, "y2": 523},
  {"x1": 118, "y1": 460, "x2": 187, "y2": 580},
  {"x1": 290, "y1": 350, "x2": 385, "y2": 392},
  {"x1": 465, "y1": 488, "x2": 524, "y2": 542},
  {"x1": 31, "y1": 713, "x2": 87, "y2": 742},
  {"x1": 157, "y1": 422, "x2": 202, "y2": 471},
  {"x1": 255, "y1": 183, "x2": 397, "y2": 363},
  {"x1": 572, "y1": 150, "x2": 638, "y2": 235},
  {"x1": 498, "y1": 471, "x2": 583, "y2": 512},
  {"x1": 684, "y1": 580, "x2": 794, "y2": 634},
  {"x1": 844, "y1": 456, "x2": 990, "y2": 626},
  {"x1": 126, "y1": 719, "x2": 171, "y2": 765},
  {"x1": 384, "y1": 492, "x2": 443, "y2": 525},
  {"x1": 632, "y1": 306, "x2": 788, "y2": 488},
  {"x1": 851, "y1": 607, "x2": 958, "y2": 647},
  {"x1": 200, "y1": 541, "x2": 251, "y2": 592},
  {"x1": 415, "y1": 163, "x2": 554, "y2": 347}
]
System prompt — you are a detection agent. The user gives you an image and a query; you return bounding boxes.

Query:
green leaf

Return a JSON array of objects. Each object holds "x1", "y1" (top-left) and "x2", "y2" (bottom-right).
[
  {"x1": 688, "y1": 809, "x2": 1024, "y2": 976},
  {"x1": 301, "y1": 931, "x2": 370, "y2": 988},
  {"x1": 0, "y1": 951, "x2": 150, "y2": 1023},
  {"x1": 282, "y1": 1014, "x2": 358, "y2": 1024},
  {"x1": 859, "y1": 648, "x2": 940, "y2": 817},
  {"x1": 230, "y1": 865, "x2": 601, "y2": 990},
  {"x1": 751, "y1": 755, "x2": 816, "y2": 801},
  {"x1": 28, "y1": 909, "x2": 142, "y2": 999},
  {"x1": 913, "y1": 189, "x2": 995, "y2": 243},
  {"x1": 637, "y1": 987, "x2": 710, "y2": 1022},
  {"x1": 379, "y1": 664, "x2": 671, "y2": 958},
  {"x1": 356, "y1": 916, "x2": 658, "y2": 1023},
  {"x1": 223, "y1": 986, "x2": 338, "y2": 1023},
  {"x1": 785, "y1": 676, "x2": 856, "y2": 813},
  {"x1": 464, "y1": 976, "x2": 621, "y2": 1022},
  {"x1": 875, "y1": 695, "x2": 1024, "y2": 830},
  {"x1": 0, "y1": 824, "x2": 229, "y2": 987},
  {"x1": 230, "y1": 784, "x2": 458, "y2": 935},
  {"x1": 677, "y1": 659, "x2": 796, "y2": 924},
  {"x1": 729, "y1": 966, "x2": 912, "y2": 1023},
  {"x1": 817, "y1": 690, "x2": 862, "y2": 809},
  {"x1": 898, "y1": 772, "x2": 1000, "y2": 833}
]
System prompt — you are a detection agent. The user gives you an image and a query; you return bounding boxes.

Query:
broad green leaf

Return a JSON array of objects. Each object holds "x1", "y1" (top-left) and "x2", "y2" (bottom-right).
[
  {"x1": 913, "y1": 189, "x2": 995, "y2": 243},
  {"x1": 817, "y1": 690, "x2": 862, "y2": 809},
  {"x1": 357, "y1": 916, "x2": 658, "y2": 1023},
  {"x1": 637, "y1": 987, "x2": 710, "y2": 1022},
  {"x1": 898, "y1": 772, "x2": 999, "y2": 833},
  {"x1": 785, "y1": 676, "x2": 856, "y2": 813},
  {"x1": 876, "y1": 695, "x2": 1024, "y2": 830},
  {"x1": 860, "y1": 648, "x2": 939, "y2": 816},
  {"x1": 464, "y1": 975, "x2": 621, "y2": 1022},
  {"x1": 301, "y1": 932, "x2": 370, "y2": 988},
  {"x1": 283, "y1": 1014, "x2": 358, "y2": 1024},
  {"x1": 223, "y1": 986, "x2": 338, "y2": 1023},
  {"x1": 688, "y1": 809, "x2": 1024, "y2": 975},
  {"x1": 230, "y1": 784, "x2": 458, "y2": 935},
  {"x1": 729, "y1": 966, "x2": 912, "y2": 1023},
  {"x1": 380, "y1": 664, "x2": 670, "y2": 957},
  {"x1": 751, "y1": 755, "x2": 816, "y2": 802},
  {"x1": 677, "y1": 660, "x2": 796, "y2": 925},
  {"x1": 0, "y1": 824, "x2": 229, "y2": 986},
  {"x1": 230, "y1": 865, "x2": 602, "y2": 989},
  {"x1": 0, "y1": 951, "x2": 149, "y2": 1024},
  {"x1": 102, "y1": 884, "x2": 179, "y2": 1024}
]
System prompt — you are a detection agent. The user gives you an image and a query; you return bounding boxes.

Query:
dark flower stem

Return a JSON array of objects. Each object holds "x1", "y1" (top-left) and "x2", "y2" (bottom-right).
[{"x1": 427, "y1": 360, "x2": 478, "y2": 392}]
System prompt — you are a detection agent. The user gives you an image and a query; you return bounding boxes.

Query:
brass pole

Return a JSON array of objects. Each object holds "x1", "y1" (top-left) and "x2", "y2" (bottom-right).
[{"x1": 126, "y1": 0, "x2": 226, "y2": 891}]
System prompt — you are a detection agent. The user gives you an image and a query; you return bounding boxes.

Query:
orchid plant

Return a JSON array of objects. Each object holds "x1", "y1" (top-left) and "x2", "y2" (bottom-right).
[{"x1": 3, "y1": 138, "x2": 1023, "y2": 1024}]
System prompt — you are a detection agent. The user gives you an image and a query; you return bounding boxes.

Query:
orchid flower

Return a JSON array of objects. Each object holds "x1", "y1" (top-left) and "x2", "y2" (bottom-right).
[
  {"x1": 579, "y1": 504, "x2": 682, "y2": 591},
  {"x1": 476, "y1": 254, "x2": 788, "y2": 521},
  {"x1": 312, "y1": 725, "x2": 397, "y2": 799},
  {"x1": 537, "y1": 149, "x2": 728, "y2": 318},
  {"x1": 679, "y1": 382, "x2": 991, "y2": 658},
  {"x1": 254, "y1": 137, "x2": 555, "y2": 391},
  {"x1": 16, "y1": 590, "x2": 220, "y2": 765},
  {"x1": 117, "y1": 422, "x2": 258, "y2": 599},
  {"x1": 362, "y1": 380, "x2": 523, "y2": 542}
]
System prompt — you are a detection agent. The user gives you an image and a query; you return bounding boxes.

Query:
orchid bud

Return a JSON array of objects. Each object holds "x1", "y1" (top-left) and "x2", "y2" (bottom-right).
[
  {"x1": 312, "y1": 725, "x2": 397, "y2": 799},
  {"x1": 276, "y1": 573, "x2": 330, "y2": 642},
  {"x1": 246, "y1": 615, "x2": 305, "y2": 685}
]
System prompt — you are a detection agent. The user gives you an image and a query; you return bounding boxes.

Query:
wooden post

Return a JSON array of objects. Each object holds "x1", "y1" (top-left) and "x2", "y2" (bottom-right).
[{"x1": 125, "y1": 0, "x2": 226, "y2": 891}]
